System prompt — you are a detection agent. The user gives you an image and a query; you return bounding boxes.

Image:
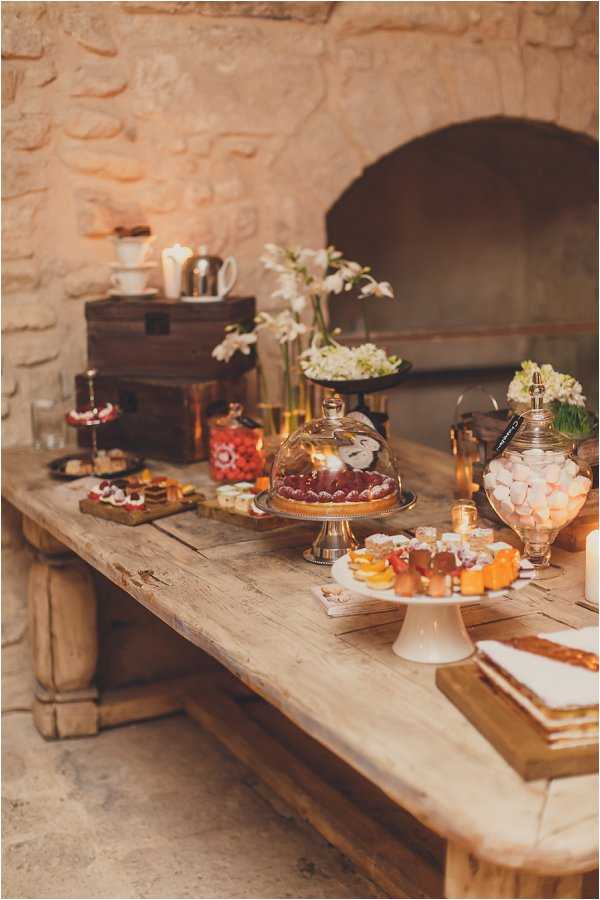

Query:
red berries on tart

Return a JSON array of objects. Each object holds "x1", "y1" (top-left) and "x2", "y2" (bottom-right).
[{"x1": 272, "y1": 469, "x2": 398, "y2": 517}]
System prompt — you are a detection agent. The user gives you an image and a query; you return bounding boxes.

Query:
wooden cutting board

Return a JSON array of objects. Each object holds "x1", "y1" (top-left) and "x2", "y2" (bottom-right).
[
  {"x1": 79, "y1": 494, "x2": 202, "y2": 526},
  {"x1": 436, "y1": 662, "x2": 598, "y2": 781},
  {"x1": 197, "y1": 498, "x2": 286, "y2": 532}
]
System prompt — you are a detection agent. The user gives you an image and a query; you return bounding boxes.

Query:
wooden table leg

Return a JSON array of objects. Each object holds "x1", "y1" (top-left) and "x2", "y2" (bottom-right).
[
  {"x1": 24, "y1": 516, "x2": 99, "y2": 740},
  {"x1": 445, "y1": 842, "x2": 584, "y2": 899}
]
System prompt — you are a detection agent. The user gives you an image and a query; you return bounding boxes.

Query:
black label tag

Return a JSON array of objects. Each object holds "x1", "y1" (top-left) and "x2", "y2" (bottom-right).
[
  {"x1": 494, "y1": 415, "x2": 524, "y2": 455},
  {"x1": 239, "y1": 415, "x2": 261, "y2": 429}
]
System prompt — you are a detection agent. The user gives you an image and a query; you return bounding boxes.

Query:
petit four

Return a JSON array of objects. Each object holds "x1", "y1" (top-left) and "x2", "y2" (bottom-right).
[
  {"x1": 348, "y1": 525, "x2": 523, "y2": 599},
  {"x1": 145, "y1": 484, "x2": 168, "y2": 507},
  {"x1": 365, "y1": 533, "x2": 394, "y2": 559},
  {"x1": 415, "y1": 526, "x2": 437, "y2": 545}
]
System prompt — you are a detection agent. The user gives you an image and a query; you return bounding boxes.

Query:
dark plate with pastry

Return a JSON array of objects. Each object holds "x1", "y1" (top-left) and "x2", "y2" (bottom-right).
[{"x1": 48, "y1": 450, "x2": 145, "y2": 481}]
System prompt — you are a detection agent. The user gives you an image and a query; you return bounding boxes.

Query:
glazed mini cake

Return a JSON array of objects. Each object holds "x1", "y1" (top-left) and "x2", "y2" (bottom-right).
[{"x1": 273, "y1": 470, "x2": 397, "y2": 517}]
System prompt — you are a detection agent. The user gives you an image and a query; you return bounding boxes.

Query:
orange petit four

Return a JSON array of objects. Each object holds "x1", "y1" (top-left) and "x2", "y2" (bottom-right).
[
  {"x1": 428, "y1": 573, "x2": 452, "y2": 597},
  {"x1": 395, "y1": 571, "x2": 422, "y2": 597},
  {"x1": 460, "y1": 569, "x2": 485, "y2": 596}
]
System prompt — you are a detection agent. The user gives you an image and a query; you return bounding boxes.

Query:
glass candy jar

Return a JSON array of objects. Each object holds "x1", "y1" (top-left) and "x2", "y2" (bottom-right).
[
  {"x1": 483, "y1": 372, "x2": 592, "y2": 574},
  {"x1": 209, "y1": 402, "x2": 264, "y2": 483}
]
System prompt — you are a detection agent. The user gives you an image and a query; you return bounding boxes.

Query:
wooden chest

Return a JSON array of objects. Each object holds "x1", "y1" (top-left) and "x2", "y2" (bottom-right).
[
  {"x1": 76, "y1": 372, "x2": 250, "y2": 463},
  {"x1": 85, "y1": 296, "x2": 256, "y2": 379}
]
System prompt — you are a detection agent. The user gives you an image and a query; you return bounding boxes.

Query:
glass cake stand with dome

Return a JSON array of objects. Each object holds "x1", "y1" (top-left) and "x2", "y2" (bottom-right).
[
  {"x1": 483, "y1": 371, "x2": 592, "y2": 579},
  {"x1": 255, "y1": 396, "x2": 417, "y2": 564}
]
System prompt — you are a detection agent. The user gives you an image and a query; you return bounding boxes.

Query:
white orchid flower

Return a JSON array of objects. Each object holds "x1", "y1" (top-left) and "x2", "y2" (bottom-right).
[
  {"x1": 212, "y1": 328, "x2": 257, "y2": 362},
  {"x1": 323, "y1": 271, "x2": 345, "y2": 295},
  {"x1": 359, "y1": 279, "x2": 394, "y2": 299}
]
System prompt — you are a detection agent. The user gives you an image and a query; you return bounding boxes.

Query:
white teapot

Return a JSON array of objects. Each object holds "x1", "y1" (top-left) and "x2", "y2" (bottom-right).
[{"x1": 181, "y1": 246, "x2": 238, "y2": 302}]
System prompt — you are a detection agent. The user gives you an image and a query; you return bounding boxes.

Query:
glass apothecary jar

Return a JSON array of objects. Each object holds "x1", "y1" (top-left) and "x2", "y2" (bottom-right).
[
  {"x1": 483, "y1": 372, "x2": 592, "y2": 574},
  {"x1": 209, "y1": 402, "x2": 264, "y2": 483}
]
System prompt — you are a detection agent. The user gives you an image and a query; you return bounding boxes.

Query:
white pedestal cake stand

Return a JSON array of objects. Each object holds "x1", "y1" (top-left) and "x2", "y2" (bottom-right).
[{"x1": 332, "y1": 556, "x2": 487, "y2": 664}]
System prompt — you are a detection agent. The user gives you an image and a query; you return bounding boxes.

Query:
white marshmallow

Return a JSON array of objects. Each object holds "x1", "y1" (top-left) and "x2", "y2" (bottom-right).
[
  {"x1": 558, "y1": 469, "x2": 573, "y2": 491},
  {"x1": 489, "y1": 459, "x2": 504, "y2": 477},
  {"x1": 564, "y1": 458, "x2": 579, "y2": 478},
  {"x1": 510, "y1": 482, "x2": 528, "y2": 506},
  {"x1": 548, "y1": 490, "x2": 568, "y2": 510},
  {"x1": 512, "y1": 463, "x2": 531, "y2": 483},
  {"x1": 544, "y1": 464, "x2": 561, "y2": 484},
  {"x1": 568, "y1": 476, "x2": 592, "y2": 498},
  {"x1": 567, "y1": 496, "x2": 586, "y2": 516},
  {"x1": 550, "y1": 508, "x2": 569, "y2": 527},
  {"x1": 499, "y1": 500, "x2": 515, "y2": 518},
  {"x1": 533, "y1": 511, "x2": 552, "y2": 528},
  {"x1": 515, "y1": 503, "x2": 532, "y2": 516},
  {"x1": 519, "y1": 515, "x2": 536, "y2": 527},
  {"x1": 493, "y1": 484, "x2": 510, "y2": 503},
  {"x1": 495, "y1": 466, "x2": 513, "y2": 487},
  {"x1": 483, "y1": 472, "x2": 496, "y2": 491},
  {"x1": 522, "y1": 448, "x2": 545, "y2": 462},
  {"x1": 529, "y1": 488, "x2": 549, "y2": 511}
]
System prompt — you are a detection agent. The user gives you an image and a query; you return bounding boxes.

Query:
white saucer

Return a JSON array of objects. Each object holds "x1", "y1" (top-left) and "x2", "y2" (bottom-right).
[
  {"x1": 180, "y1": 295, "x2": 225, "y2": 303},
  {"x1": 109, "y1": 262, "x2": 157, "y2": 271},
  {"x1": 108, "y1": 288, "x2": 158, "y2": 298}
]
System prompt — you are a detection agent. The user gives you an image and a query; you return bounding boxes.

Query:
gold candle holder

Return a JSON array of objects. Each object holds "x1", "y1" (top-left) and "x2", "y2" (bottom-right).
[{"x1": 451, "y1": 499, "x2": 478, "y2": 535}]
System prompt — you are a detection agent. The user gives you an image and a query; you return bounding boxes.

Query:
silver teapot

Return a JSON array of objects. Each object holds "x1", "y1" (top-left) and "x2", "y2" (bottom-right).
[{"x1": 181, "y1": 245, "x2": 237, "y2": 302}]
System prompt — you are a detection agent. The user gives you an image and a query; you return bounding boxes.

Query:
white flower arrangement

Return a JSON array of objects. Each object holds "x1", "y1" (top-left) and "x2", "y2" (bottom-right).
[
  {"x1": 507, "y1": 361, "x2": 593, "y2": 439},
  {"x1": 300, "y1": 343, "x2": 401, "y2": 382},
  {"x1": 507, "y1": 361, "x2": 586, "y2": 408},
  {"x1": 213, "y1": 242, "x2": 398, "y2": 432}
]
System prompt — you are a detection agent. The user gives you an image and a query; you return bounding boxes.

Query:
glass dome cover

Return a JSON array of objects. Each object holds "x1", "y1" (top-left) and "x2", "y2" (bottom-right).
[{"x1": 271, "y1": 396, "x2": 401, "y2": 517}]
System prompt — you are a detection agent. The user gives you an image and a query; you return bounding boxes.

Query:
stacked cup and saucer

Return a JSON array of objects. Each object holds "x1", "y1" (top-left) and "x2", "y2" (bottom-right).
[{"x1": 109, "y1": 226, "x2": 158, "y2": 299}]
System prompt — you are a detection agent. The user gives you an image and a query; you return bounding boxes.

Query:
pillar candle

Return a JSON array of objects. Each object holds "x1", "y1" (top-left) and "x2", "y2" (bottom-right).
[
  {"x1": 161, "y1": 244, "x2": 192, "y2": 299},
  {"x1": 585, "y1": 529, "x2": 598, "y2": 607}
]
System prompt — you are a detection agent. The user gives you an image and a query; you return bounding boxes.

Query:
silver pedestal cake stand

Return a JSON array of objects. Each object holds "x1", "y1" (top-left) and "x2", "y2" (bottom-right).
[{"x1": 254, "y1": 489, "x2": 417, "y2": 565}]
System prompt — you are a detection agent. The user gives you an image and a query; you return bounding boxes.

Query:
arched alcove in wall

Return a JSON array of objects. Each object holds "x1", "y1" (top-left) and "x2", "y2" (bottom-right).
[{"x1": 326, "y1": 118, "x2": 599, "y2": 450}]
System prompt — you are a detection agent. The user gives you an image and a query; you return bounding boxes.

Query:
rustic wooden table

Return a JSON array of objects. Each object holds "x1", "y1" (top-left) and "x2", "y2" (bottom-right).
[{"x1": 2, "y1": 443, "x2": 598, "y2": 899}]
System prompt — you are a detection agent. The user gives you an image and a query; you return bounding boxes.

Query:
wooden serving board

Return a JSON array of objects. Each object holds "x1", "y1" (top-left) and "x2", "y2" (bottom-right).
[
  {"x1": 197, "y1": 498, "x2": 286, "y2": 532},
  {"x1": 436, "y1": 662, "x2": 598, "y2": 781},
  {"x1": 79, "y1": 494, "x2": 202, "y2": 526}
]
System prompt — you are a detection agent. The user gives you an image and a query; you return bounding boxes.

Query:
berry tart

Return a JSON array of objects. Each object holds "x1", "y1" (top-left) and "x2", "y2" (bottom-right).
[{"x1": 272, "y1": 469, "x2": 398, "y2": 517}]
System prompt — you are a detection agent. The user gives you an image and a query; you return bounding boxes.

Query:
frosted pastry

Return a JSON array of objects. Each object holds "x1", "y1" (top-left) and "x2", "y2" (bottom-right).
[{"x1": 365, "y1": 533, "x2": 394, "y2": 559}]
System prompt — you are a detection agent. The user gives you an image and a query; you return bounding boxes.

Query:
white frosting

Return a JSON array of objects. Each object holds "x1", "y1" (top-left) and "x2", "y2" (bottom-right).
[{"x1": 477, "y1": 627, "x2": 599, "y2": 710}]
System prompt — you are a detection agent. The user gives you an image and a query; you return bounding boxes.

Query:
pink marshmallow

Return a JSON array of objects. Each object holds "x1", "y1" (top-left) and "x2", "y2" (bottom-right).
[
  {"x1": 519, "y1": 515, "x2": 536, "y2": 526},
  {"x1": 515, "y1": 503, "x2": 532, "y2": 516}
]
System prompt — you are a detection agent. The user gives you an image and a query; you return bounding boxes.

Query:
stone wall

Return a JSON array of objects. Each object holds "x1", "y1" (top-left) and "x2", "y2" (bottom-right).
[{"x1": 2, "y1": 1, "x2": 598, "y2": 444}]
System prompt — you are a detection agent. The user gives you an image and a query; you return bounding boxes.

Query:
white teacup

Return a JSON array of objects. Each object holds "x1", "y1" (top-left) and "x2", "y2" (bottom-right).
[
  {"x1": 113, "y1": 235, "x2": 156, "y2": 267},
  {"x1": 110, "y1": 266, "x2": 151, "y2": 295}
]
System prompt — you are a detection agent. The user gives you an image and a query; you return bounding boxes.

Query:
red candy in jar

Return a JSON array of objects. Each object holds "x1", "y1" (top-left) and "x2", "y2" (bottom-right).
[{"x1": 209, "y1": 402, "x2": 265, "y2": 483}]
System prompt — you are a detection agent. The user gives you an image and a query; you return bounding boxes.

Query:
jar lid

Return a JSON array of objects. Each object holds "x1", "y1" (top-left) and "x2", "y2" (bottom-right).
[{"x1": 509, "y1": 372, "x2": 572, "y2": 452}]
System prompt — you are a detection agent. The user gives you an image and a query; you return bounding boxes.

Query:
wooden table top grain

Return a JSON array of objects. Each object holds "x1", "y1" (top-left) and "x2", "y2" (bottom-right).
[{"x1": 3, "y1": 442, "x2": 598, "y2": 877}]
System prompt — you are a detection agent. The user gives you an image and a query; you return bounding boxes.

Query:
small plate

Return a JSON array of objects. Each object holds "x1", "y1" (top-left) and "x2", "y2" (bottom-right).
[
  {"x1": 108, "y1": 288, "x2": 158, "y2": 298},
  {"x1": 48, "y1": 452, "x2": 145, "y2": 481}
]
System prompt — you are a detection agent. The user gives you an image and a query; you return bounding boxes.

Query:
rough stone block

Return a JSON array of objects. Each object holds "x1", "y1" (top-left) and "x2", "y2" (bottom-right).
[
  {"x1": 122, "y1": 1, "x2": 333, "y2": 22},
  {"x1": 559, "y1": 56, "x2": 597, "y2": 132},
  {"x1": 70, "y1": 60, "x2": 127, "y2": 97},
  {"x1": 4, "y1": 332, "x2": 60, "y2": 367},
  {"x1": 63, "y1": 107, "x2": 122, "y2": 140},
  {"x1": 75, "y1": 187, "x2": 143, "y2": 237},
  {"x1": 524, "y1": 45, "x2": 560, "y2": 121},
  {"x1": 63, "y1": 3, "x2": 117, "y2": 56},
  {"x1": 1, "y1": 65, "x2": 20, "y2": 106},
  {"x1": 2, "y1": 7, "x2": 44, "y2": 59},
  {"x1": 24, "y1": 58, "x2": 57, "y2": 87},
  {"x1": 64, "y1": 264, "x2": 110, "y2": 298},
  {"x1": 4, "y1": 114, "x2": 51, "y2": 151},
  {"x1": 2, "y1": 262, "x2": 40, "y2": 294},
  {"x1": 333, "y1": 0, "x2": 469, "y2": 35},
  {"x1": 2, "y1": 299, "x2": 57, "y2": 332},
  {"x1": 2, "y1": 156, "x2": 47, "y2": 199},
  {"x1": 59, "y1": 145, "x2": 144, "y2": 182},
  {"x1": 1, "y1": 196, "x2": 40, "y2": 260}
]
